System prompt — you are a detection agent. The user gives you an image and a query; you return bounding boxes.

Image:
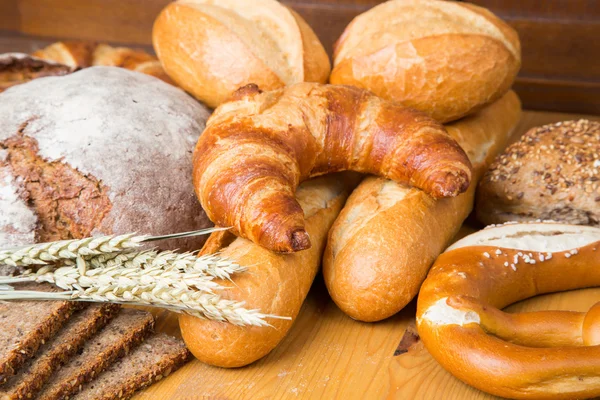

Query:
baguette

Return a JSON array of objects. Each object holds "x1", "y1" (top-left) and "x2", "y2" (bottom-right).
[
  {"x1": 323, "y1": 91, "x2": 521, "y2": 322},
  {"x1": 179, "y1": 173, "x2": 361, "y2": 367}
]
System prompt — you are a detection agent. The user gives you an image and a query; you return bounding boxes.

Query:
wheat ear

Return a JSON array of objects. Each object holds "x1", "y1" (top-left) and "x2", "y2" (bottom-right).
[
  {"x1": 0, "y1": 256, "x2": 282, "y2": 326},
  {"x1": 0, "y1": 227, "x2": 226, "y2": 267}
]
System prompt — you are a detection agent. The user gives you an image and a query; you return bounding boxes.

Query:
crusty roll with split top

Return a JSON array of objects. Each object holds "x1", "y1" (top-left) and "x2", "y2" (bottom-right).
[
  {"x1": 416, "y1": 222, "x2": 600, "y2": 399},
  {"x1": 192, "y1": 82, "x2": 472, "y2": 253},
  {"x1": 323, "y1": 91, "x2": 520, "y2": 321},
  {"x1": 330, "y1": 0, "x2": 521, "y2": 123},
  {"x1": 152, "y1": 0, "x2": 330, "y2": 108},
  {"x1": 180, "y1": 173, "x2": 361, "y2": 367}
]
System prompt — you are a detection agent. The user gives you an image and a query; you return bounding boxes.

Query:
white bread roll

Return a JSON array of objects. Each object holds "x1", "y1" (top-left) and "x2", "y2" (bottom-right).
[
  {"x1": 330, "y1": 0, "x2": 521, "y2": 123},
  {"x1": 152, "y1": 0, "x2": 330, "y2": 108},
  {"x1": 179, "y1": 173, "x2": 360, "y2": 367},
  {"x1": 323, "y1": 91, "x2": 521, "y2": 322}
]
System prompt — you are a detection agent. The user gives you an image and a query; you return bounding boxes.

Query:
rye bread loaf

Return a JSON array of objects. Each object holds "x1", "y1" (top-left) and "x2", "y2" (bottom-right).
[
  {"x1": 0, "y1": 304, "x2": 120, "y2": 400},
  {"x1": 0, "y1": 67, "x2": 211, "y2": 250},
  {"x1": 0, "y1": 283, "x2": 79, "y2": 384},
  {"x1": 477, "y1": 119, "x2": 600, "y2": 226},
  {"x1": 36, "y1": 308, "x2": 154, "y2": 400},
  {"x1": 73, "y1": 333, "x2": 190, "y2": 400}
]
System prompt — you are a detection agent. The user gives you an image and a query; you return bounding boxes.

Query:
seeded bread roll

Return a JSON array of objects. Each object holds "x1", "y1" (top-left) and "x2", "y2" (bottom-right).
[
  {"x1": 330, "y1": 0, "x2": 521, "y2": 123},
  {"x1": 0, "y1": 67, "x2": 211, "y2": 250},
  {"x1": 477, "y1": 119, "x2": 600, "y2": 226}
]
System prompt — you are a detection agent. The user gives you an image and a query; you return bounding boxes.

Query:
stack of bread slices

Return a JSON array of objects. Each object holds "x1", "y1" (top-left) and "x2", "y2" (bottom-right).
[{"x1": 0, "y1": 280, "x2": 190, "y2": 400}]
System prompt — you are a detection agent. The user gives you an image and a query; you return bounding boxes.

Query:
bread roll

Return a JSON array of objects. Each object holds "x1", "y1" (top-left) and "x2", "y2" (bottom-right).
[
  {"x1": 477, "y1": 119, "x2": 600, "y2": 227},
  {"x1": 32, "y1": 41, "x2": 174, "y2": 85},
  {"x1": 330, "y1": 0, "x2": 521, "y2": 123},
  {"x1": 153, "y1": 0, "x2": 330, "y2": 108},
  {"x1": 0, "y1": 67, "x2": 211, "y2": 250},
  {"x1": 179, "y1": 173, "x2": 360, "y2": 367},
  {"x1": 323, "y1": 91, "x2": 521, "y2": 322}
]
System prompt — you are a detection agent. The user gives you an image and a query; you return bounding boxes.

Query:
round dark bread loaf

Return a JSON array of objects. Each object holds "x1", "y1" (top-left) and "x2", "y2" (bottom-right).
[
  {"x1": 0, "y1": 66, "x2": 211, "y2": 249},
  {"x1": 476, "y1": 119, "x2": 600, "y2": 227}
]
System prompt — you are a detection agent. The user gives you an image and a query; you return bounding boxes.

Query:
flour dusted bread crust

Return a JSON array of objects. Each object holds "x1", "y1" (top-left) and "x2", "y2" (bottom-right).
[
  {"x1": 330, "y1": 0, "x2": 521, "y2": 123},
  {"x1": 152, "y1": 0, "x2": 330, "y2": 108},
  {"x1": 417, "y1": 222, "x2": 600, "y2": 399},
  {"x1": 179, "y1": 174, "x2": 360, "y2": 368},
  {"x1": 0, "y1": 67, "x2": 211, "y2": 249},
  {"x1": 477, "y1": 119, "x2": 600, "y2": 227},
  {"x1": 193, "y1": 82, "x2": 472, "y2": 253},
  {"x1": 323, "y1": 91, "x2": 521, "y2": 322}
]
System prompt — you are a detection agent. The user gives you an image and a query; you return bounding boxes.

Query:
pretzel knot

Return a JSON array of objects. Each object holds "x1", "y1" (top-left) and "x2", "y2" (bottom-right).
[{"x1": 416, "y1": 222, "x2": 600, "y2": 400}]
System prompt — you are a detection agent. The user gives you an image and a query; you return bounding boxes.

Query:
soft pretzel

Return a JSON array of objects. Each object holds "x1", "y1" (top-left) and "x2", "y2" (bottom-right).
[
  {"x1": 416, "y1": 222, "x2": 600, "y2": 399},
  {"x1": 192, "y1": 82, "x2": 472, "y2": 252}
]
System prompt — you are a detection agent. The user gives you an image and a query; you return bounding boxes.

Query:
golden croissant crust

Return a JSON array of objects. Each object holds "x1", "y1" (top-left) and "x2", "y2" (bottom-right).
[{"x1": 193, "y1": 83, "x2": 472, "y2": 252}]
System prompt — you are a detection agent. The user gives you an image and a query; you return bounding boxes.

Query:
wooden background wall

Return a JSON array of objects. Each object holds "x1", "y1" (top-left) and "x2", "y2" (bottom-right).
[{"x1": 1, "y1": 0, "x2": 599, "y2": 114}]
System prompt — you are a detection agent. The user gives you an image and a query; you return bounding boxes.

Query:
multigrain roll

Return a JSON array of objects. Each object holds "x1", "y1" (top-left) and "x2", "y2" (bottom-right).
[
  {"x1": 477, "y1": 119, "x2": 600, "y2": 227},
  {"x1": 153, "y1": 0, "x2": 330, "y2": 108},
  {"x1": 330, "y1": 0, "x2": 521, "y2": 123}
]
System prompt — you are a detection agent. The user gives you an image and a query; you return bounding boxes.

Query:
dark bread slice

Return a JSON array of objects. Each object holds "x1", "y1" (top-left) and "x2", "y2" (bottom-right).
[
  {"x1": 0, "y1": 303, "x2": 121, "y2": 400},
  {"x1": 73, "y1": 333, "x2": 190, "y2": 400},
  {"x1": 0, "y1": 283, "x2": 79, "y2": 384},
  {"x1": 37, "y1": 308, "x2": 154, "y2": 400}
]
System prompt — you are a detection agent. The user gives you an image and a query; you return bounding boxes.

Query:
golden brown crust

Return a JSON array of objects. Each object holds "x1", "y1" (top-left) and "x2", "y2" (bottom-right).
[
  {"x1": 323, "y1": 91, "x2": 521, "y2": 321},
  {"x1": 153, "y1": 0, "x2": 330, "y2": 108},
  {"x1": 193, "y1": 82, "x2": 472, "y2": 252},
  {"x1": 416, "y1": 223, "x2": 600, "y2": 399},
  {"x1": 330, "y1": 0, "x2": 521, "y2": 123},
  {"x1": 477, "y1": 119, "x2": 600, "y2": 226},
  {"x1": 32, "y1": 41, "x2": 173, "y2": 85},
  {"x1": 180, "y1": 173, "x2": 361, "y2": 367}
]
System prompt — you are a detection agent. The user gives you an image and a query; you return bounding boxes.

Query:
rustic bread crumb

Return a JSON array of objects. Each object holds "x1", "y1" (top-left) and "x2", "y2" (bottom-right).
[
  {"x1": 0, "y1": 303, "x2": 120, "y2": 400},
  {"x1": 73, "y1": 333, "x2": 190, "y2": 400},
  {"x1": 36, "y1": 308, "x2": 154, "y2": 400},
  {"x1": 0, "y1": 283, "x2": 79, "y2": 384}
]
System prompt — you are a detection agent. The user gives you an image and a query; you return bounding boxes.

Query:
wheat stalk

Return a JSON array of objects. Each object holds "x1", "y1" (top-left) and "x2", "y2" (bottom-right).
[
  {"x1": 0, "y1": 227, "x2": 226, "y2": 267},
  {"x1": 0, "y1": 256, "x2": 284, "y2": 326},
  {"x1": 0, "y1": 289, "x2": 282, "y2": 326}
]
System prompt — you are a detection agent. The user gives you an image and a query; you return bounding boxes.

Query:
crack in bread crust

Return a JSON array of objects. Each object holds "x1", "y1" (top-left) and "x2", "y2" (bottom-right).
[{"x1": 1, "y1": 125, "x2": 112, "y2": 242}]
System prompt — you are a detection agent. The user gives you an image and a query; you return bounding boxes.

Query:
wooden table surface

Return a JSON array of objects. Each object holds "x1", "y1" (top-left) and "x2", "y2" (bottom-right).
[{"x1": 131, "y1": 110, "x2": 600, "y2": 400}]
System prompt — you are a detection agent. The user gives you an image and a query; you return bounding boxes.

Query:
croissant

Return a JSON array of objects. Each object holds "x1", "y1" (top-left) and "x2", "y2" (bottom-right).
[
  {"x1": 193, "y1": 83, "x2": 472, "y2": 252},
  {"x1": 32, "y1": 41, "x2": 174, "y2": 85}
]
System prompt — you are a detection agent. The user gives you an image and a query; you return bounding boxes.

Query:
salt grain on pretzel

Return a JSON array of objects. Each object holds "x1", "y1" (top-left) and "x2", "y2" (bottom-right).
[{"x1": 416, "y1": 221, "x2": 600, "y2": 399}]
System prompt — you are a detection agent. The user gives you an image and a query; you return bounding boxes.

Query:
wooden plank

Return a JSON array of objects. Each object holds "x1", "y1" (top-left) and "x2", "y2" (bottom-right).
[
  {"x1": 133, "y1": 110, "x2": 600, "y2": 400},
  {"x1": 0, "y1": 0, "x2": 20, "y2": 31}
]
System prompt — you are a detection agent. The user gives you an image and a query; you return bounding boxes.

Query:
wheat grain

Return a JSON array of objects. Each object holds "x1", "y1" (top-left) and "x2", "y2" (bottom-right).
[
  {"x1": 0, "y1": 256, "x2": 283, "y2": 326},
  {"x1": 0, "y1": 227, "x2": 227, "y2": 267},
  {"x1": 0, "y1": 233, "x2": 148, "y2": 267}
]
